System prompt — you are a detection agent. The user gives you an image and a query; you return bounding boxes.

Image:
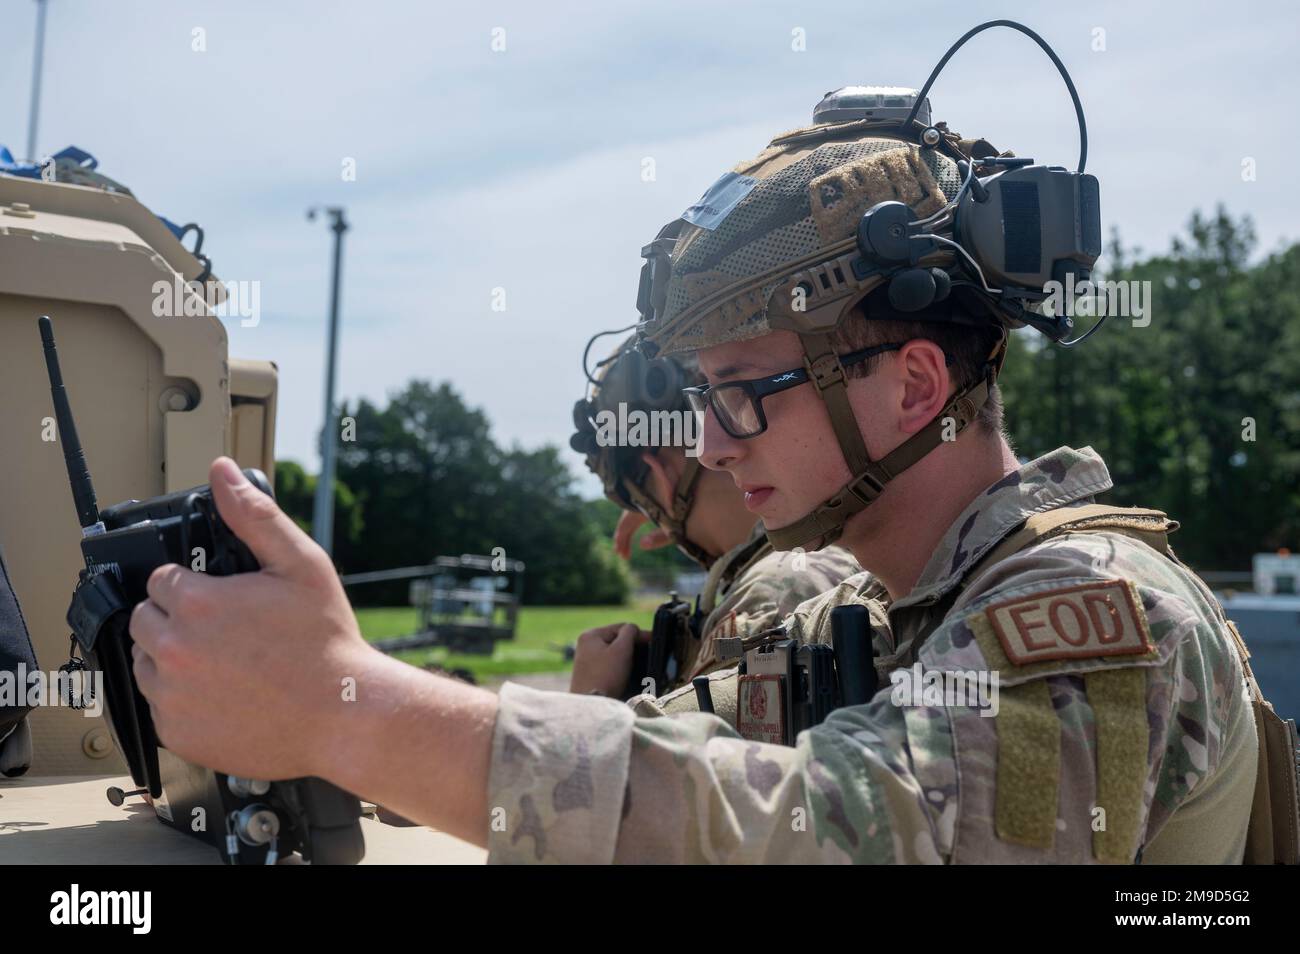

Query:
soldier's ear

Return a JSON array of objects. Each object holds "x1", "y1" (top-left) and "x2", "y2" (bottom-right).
[{"x1": 894, "y1": 339, "x2": 951, "y2": 436}]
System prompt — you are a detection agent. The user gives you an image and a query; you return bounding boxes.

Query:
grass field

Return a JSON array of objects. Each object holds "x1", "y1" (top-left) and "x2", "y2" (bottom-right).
[{"x1": 354, "y1": 599, "x2": 659, "y2": 681}]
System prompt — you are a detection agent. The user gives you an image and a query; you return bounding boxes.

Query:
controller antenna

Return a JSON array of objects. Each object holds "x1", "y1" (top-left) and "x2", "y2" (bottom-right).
[{"x1": 38, "y1": 316, "x2": 103, "y2": 536}]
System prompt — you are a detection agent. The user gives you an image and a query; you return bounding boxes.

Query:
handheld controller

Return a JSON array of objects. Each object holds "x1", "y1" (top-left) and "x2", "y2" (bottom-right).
[
  {"x1": 40, "y1": 315, "x2": 364, "y2": 865},
  {"x1": 622, "y1": 591, "x2": 693, "y2": 700}
]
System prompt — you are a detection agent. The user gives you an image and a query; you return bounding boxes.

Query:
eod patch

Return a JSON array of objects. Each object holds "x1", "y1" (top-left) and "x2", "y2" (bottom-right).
[{"x1": 982, "y1": 579, "x2": 1153, "y2": 666}]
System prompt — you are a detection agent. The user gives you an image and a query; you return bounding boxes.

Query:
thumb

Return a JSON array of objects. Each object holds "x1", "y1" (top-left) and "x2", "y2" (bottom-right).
[
  {"x1": 611, "y1": 623, "x2": 640, "y2": 652},
  {"x1": 209, "y1": 457, "x2": 321, "y2": 575}
]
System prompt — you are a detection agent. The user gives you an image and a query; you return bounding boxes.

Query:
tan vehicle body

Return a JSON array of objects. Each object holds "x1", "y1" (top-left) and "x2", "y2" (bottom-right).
[
  {"x1": 0, "y1": 173, "x2": 274, "y2": 776},
  {"x1": 0, "y1": 173, "x2": 481, "y2": 862}
]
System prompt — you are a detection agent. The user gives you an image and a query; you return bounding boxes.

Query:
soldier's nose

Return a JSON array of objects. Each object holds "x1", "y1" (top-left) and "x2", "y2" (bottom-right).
[{"x1": 697, "y1": 409, "x2": 742, "y2": 471}]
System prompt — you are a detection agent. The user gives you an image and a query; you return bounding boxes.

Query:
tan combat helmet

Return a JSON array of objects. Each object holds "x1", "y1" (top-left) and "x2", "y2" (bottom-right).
[
  {"x1": 639, "y1": 25, "x2": 1101, "y2": 552},
  {"x1": 570, "y1": 334, "x2": 714, "y2": 567},
  {"x1": 637, "y1": 120, "x2": 1009, "y2": 553},
  {"x1": 0, "y1": 162, "x2": 277, "y2": 777}
]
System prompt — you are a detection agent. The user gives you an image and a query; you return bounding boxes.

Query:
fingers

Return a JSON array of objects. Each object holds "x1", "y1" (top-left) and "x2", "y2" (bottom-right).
[
  {"x1": 144, "y1": 563, "x2": 196, "y2": 615},
  {"x1": 128, "y1": 597, "x2": 170, "y2": 655},
  {"x1": 208, "y1": 457, "x2": 320, "y2": 575},
  {"x1": 131, "y1": 639, "x2": 159, "y2": 697},
  {"x1": 576, "y1": 623, "x2": 628, "y2": 648},
  {"x1": 611, "y1": 623, "x2": 647, "y2": 654},
  {"x1": 639, "y1": 527, "x2": 672, "y2": 551},
  {"x1": 613, "y1": 510, "x2": 648, "y2": 560}
]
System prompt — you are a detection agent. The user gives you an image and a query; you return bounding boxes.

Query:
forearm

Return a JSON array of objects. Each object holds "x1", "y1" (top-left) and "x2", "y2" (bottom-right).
[
  {"x1": 490, "y1": 683, "x2": 934, "y2": 863},
  {"x1": 318, "y1": 649, "x2": 498, "y2": 847}
]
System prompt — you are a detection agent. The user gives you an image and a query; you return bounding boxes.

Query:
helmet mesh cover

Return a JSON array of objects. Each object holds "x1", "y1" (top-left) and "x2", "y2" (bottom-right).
[{"x1": 656, "y1": 134, "x2": 964, "y2": 354}]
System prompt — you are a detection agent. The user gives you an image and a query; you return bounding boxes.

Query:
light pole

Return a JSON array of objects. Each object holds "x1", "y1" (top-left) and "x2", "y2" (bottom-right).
[
  {"x1": 307, "y1": 206, "x2": 349, "y2": 556},
  {"x1": 27, "y1": 0, "x2": 49, "y2": 161}
]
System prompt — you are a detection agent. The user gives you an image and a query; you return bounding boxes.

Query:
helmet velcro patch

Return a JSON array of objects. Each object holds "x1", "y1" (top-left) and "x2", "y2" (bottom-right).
[{"x1": 808, "y1": 145, "x2": 947, "y2": 246}]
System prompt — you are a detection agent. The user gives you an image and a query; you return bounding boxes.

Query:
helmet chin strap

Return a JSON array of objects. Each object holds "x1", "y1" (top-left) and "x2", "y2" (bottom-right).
[
  {"x1": 764, "y1": 330, "x2": 1004, "y2": 552},
  {"x1": 624, "y1": 455, "x2": 715, "y2": 568}
]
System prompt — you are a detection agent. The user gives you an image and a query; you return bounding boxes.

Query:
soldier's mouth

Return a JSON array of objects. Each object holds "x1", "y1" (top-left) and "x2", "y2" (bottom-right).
[{"x1": 742, "y1": 486, "x2": 774, "y2": 511}]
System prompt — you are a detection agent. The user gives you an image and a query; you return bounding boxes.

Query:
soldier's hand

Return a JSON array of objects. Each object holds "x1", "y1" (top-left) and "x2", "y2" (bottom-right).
[
  {"x1": 129, "y1": 456, "x2": 375, "y2": 782},
  {"x1": 569, "y1": 622, "x2": 649, "y2": 696},
  {"x1": 613, "y1": 510, "x2": 672, "y2": 559}
]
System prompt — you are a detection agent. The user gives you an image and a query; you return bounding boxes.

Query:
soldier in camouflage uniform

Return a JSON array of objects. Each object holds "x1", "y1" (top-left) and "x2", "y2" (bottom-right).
[
  {"x1": 481, "y1": 116, "x2": 1279, "y2": 863},
  {"x1": 569, "y1": 337, "x2": 859, "y2": 703},
  {"x1": 490, "y1": 444, "x2": 1259, "y2": 862},
  {"x1": 129, "y1": 89, "x2": 1295, "y2": 867}
]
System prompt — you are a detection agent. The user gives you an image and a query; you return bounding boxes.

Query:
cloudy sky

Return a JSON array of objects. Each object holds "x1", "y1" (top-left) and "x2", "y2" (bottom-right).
[{"x1": 2, "y1": 0, "x2": 1295, "y2": 495}]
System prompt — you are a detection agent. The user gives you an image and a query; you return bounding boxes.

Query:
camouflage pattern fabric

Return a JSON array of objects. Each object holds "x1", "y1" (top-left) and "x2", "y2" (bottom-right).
[
  {"x1": 672, "y1": 523, "x2": 861, "y2": 688},
  {"x1": 642, "y1": 126, "x2": 967, "y2": 356},
  {"x1": 634, "y1": 525, "x2": 861, "y2": 722},
  {"x1": 487, "y1": 447, "x2": 1257, "y2": 863}
]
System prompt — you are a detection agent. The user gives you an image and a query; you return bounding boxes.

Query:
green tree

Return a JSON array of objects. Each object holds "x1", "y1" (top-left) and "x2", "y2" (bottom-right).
[
  {"x1": 493, "y1": 446, "x2": 628, "y2": 605},
  {"x1": 319, "y1": 380, "x2": 628, "y2": 605},
  {"x1": 998, "y1": 207, "x2": 1300, "y2": 569},
  {"x1": 584, "y1": 497, "x2": 694, "y2": 588},
  {"x1": 272, "y1": 460, "x2": 364, "y2": 552}
]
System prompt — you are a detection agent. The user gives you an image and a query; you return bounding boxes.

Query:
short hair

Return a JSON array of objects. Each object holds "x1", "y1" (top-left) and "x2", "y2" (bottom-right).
[{"x1": 828, "y1": 288, "x2": 1007, "y2": 437}]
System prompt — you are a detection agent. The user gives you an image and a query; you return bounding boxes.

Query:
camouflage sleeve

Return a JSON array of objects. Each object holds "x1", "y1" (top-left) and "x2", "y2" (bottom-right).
[
  {"x1": 488, "y1": 682, "x2": 636, "y2": 864},
  {"x1": 486, "y1": 579, "x2": 941, "y2": 864},
  {"x1": 487, "y1": 533, "x2": 1254, "y2": 864},
  {"x1": 487, "y1": 678, "x2": 941, "y2": 863},
  {"x1": 932, "y1": 531, "x2": 1257, "y2": 862}
]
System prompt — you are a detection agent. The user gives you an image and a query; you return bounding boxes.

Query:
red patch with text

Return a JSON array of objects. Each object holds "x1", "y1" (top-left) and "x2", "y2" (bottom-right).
[{"x1": 736, "y1": 674, "x2": 785, "y2": 744}]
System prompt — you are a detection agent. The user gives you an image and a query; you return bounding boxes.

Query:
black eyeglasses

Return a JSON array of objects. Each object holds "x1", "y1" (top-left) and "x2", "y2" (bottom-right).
[{"x1": 684, "y1": 343, "x2": 904, "y2": 439}]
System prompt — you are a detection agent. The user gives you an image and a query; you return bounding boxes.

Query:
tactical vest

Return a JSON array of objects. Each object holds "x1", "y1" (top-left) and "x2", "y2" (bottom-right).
[
  {"x1": 678, "y1": 532, "x2": 771, "y2": 681},
  {"x1": 958, "y1": 503, "x2": 1299, "y2": 865}
]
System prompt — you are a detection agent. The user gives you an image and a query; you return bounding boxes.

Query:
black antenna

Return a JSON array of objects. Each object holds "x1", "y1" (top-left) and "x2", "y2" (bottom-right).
[
  {"x1": 904, "y1": 19, "x2": 1088, "y2": 173},
  {"x1": 38, "y1": 316, "x2": 101, "y2": 531}
]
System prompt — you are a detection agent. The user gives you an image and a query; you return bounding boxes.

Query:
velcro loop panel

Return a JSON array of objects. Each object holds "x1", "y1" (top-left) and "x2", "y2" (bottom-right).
[
  {"x1": 1086, "y1": 667, "x2": 1149, "y2": 863},
  {"x1": 807, "y1": 144, "x2": 948, "y2": 246},
  {"x1": 993, "y1": 677, "x2": 1062, "y2": 850}
]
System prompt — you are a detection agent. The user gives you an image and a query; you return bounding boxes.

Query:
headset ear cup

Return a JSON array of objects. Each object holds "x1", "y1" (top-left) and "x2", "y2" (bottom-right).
[
  {"x1": 615, "y1": 348, "x2": 647, "y2": 405},
  {"x1": 887, "y1": 268, "x2": 937, "y2": 312},
  {"x1": 930, "y1": 268, "x2": 952, "y2": 302},
  {"x1": 572, "y1": 399, "x2": 593, "y2": 432},
  {"x1": 644, "y1": 357, "x2": 685, "y2": 408},
  {"x1": 642, "y1": 361, "x2": 668, "y2": 404},
  {"x1": 857, "y1": 201, "x2": 915, "y2": 265}
]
